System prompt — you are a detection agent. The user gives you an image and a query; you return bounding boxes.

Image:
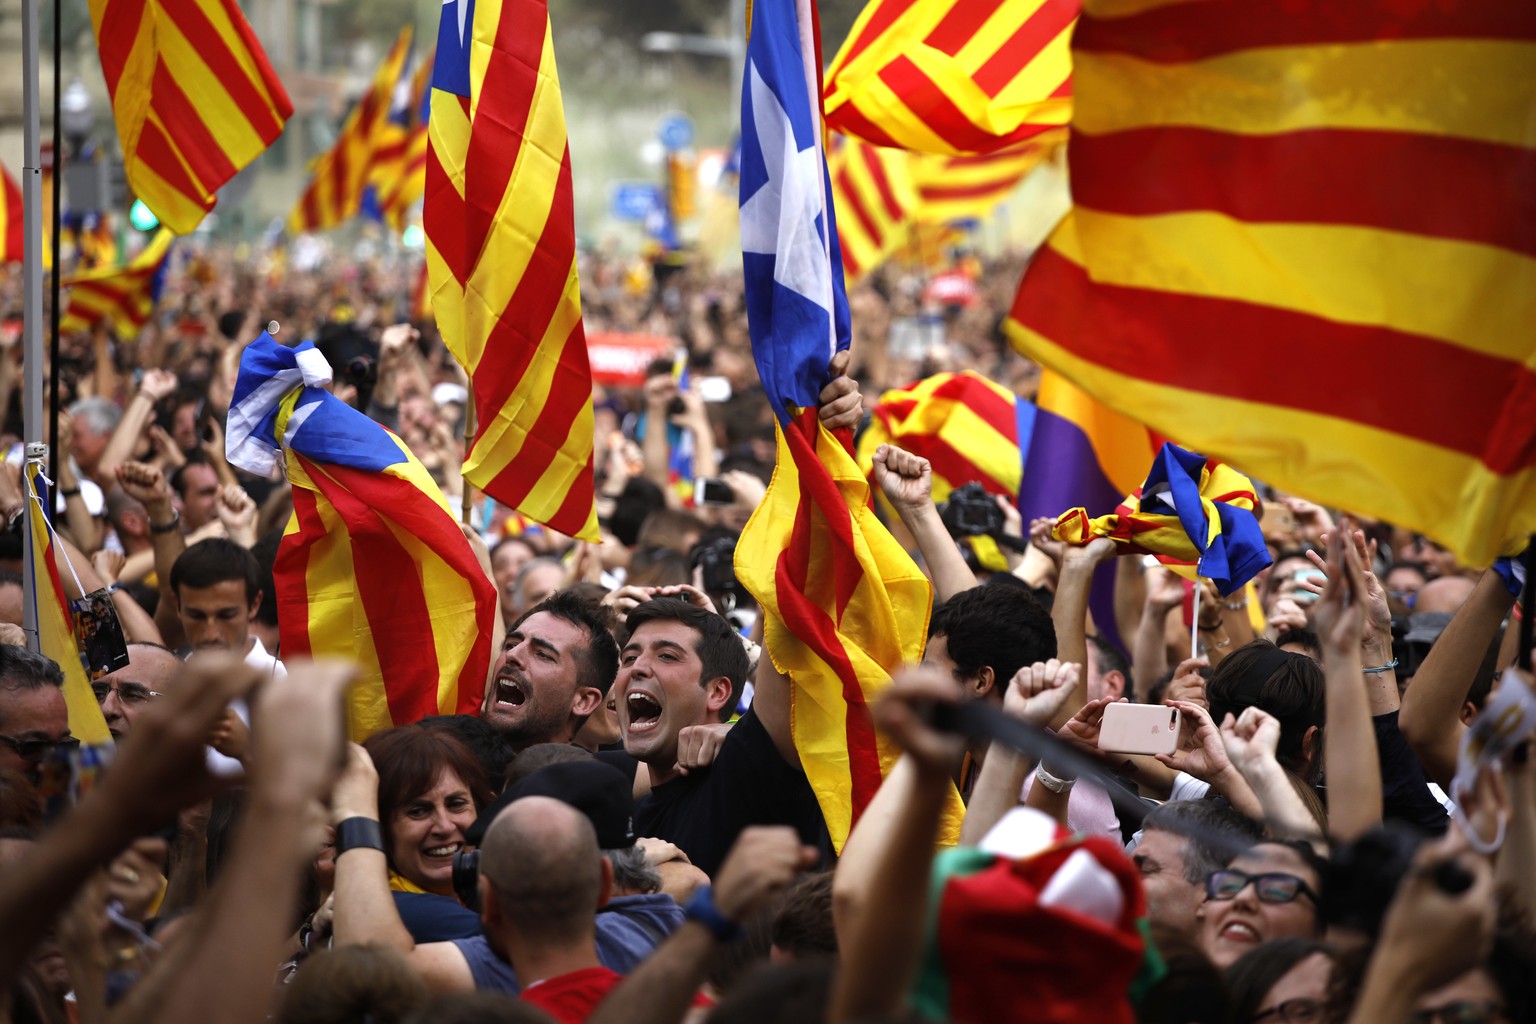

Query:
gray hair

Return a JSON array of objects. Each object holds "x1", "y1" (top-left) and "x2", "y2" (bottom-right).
[
  {"x1": 0, "y1": 647, "x2": 65, "y2": 730},
  {"x1": 68, "y1": 397, "x2": 123, "y2": 437},
  {"x1": 603, "y1": 846, "x2": 661, "y2": 896}
]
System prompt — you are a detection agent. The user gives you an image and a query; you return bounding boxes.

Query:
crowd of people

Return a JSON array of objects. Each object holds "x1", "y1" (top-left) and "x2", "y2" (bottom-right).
[{"x1": 0, "y1": 239, "x2": 1531, "y2": 1024}]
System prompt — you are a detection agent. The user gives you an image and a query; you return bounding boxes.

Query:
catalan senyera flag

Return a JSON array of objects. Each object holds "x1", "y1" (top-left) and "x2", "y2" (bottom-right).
[
  {"x1": 88, "y1": 0, "x2": 293, "y2": 235},
  {"x1": 825, "y1": 0, "x2": 1076, "y2": 155},
  {"x1": 734, "y1": 0, "x2": 957, "y2": 851},
  {"x1": 828, "y1": 136, "x2": 919, "y2": 282},
  {"x1": 226, "y1": 333, "x2": 496, "y2": 740},
  {"x1": 60, "y1": 229, "x2": 173, "y2": 337},
  {"x1": 908, "y1": 131, "x2": 1064, "y2": 225},
  {"x1": 367, "y1": 52, "x2": 434, "y2": 231},
  {"x1": 25, "y1": 462, "x2": 111, "y2": 746},
  {"x1": 288, "y1": 28, "x2": 412, "y2": 235},
  {"x1": 424, "y1": 0, "x2": 599, "y2": 541},
  {"x1": 1007, "y1": 0, "x2": 1536, "y2": 567},
  {"x1": 1054, "y1": 442, "x2": 1271, "y2": 597},
  {"x1": 1, "y1": 164, "x2": 22, "y2": 264}
]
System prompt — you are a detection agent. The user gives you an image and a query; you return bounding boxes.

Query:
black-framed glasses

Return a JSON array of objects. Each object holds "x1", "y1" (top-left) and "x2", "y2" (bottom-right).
[
  {"x1": 1206, "y1": 869, "x2": 1318, "y2": 905},
  {"x1": 1409, "y1": 1002, "x2": 1508, "y2": 1024},
  {"x1": 90, "y1": 681, "x2": 162, "y2": 706},
  {"x1": 1253, "y1": 998, "x2": 1325, "y2": 1024},
  {"x1": 0, "y1": 733, "x2": 81, "y2": 761}
]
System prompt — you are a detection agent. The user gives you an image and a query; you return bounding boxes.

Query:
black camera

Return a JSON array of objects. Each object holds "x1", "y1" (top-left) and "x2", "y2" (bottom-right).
[
  {"x1": 937, "y1": 482, "x2": 1005, "y2": 539},
  {"x1": 691, "y1": 535, "x2": 750, "y2": 613},
  {"x1": 452, "y1": 848, "x2": 481, "y2": 913}
]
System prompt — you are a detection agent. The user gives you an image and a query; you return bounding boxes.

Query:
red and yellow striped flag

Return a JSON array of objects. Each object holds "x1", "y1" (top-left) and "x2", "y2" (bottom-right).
[
  {"x1": 825, "y1": 0, "x2": 1076, "y2": 155},
  {"x1": 289, "y1": 28, "x2": 412, "y2": 235},
  {"x1": 26, "y1": 462, "x2": 112, "y2": 746},
  {"x1": 908, "y1": 132, "x2": 1063, "y2": 225},
  {"x1": 424, "y1": 0, "x2": 598, "y2": 540},
  {"x1": 828, "y1": 137, "x2": 918, "y2": 282},
  {"x1": 60, "y1": 229, "x2": 173, "y2": 337},
  {"x1": 1, "y1": 164, "x2": 22, "y2": 264},
  {"x1": 369, "y1": 53, "x2": 434, "y2": 230},
  {"x1": 88, "y1": 0, "x2": 292, "y2": 235},
  {"x1": 1006, "y1": 0, "x2": 1536, "y2": 567}
]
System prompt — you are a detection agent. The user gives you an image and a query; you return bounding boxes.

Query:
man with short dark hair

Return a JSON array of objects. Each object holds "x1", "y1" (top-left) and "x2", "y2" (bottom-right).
[
  {"x1": 926, "y1": 584, "x2": 1058, "y2": 704},
  {"x1": 1132, "y1": 800, "x2": 1264, "y2": 938},
  {"x1": 613, "y1": 598, "x2": 828, "y2": 876},
  {"x1": 481, "y1": 590, "x2": 619, "y2": 753},
  {"x1": 0, "y1": 646, "x2": 71, "y2": 786},
  {"x1": 170, "y1": 456, "x2": 222, "y2": 533},
  {"x1": 168, "y1": 538, "x2": 280, "y2": 673}
]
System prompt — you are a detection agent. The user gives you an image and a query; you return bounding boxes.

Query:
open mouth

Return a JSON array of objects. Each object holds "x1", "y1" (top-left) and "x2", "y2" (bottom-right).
[
  {"x1": 626, "y1": 692, "x2": 662, "y2": 731},
  {"x1": 1219, "y1": 921, "x2": 1259, "y2": 943},
  {"x1": 495, "y1": 676, "x2": 527, "y2": 708},
  {"x1": 423, "y1": 842, "x2": 462, "y2": 859}
]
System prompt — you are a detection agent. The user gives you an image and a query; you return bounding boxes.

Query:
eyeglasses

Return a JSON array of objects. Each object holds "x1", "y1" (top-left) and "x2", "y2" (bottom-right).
[
  {"x1": 91, "y1": 681, "x2": 163, "y2": 706},
  {"x1": 1409, "y1": 1002, "x2": 1508, "y2": 1024},
  {"x1": 1253, "y1": 998, "x2": 1325, "y2": 1024},
  {"x1": 0, "y1": 733, "x2": 81, "y2": 761},
  {"x1": 1206, "y1": 869, "x2": 1318, "y2": 905}
]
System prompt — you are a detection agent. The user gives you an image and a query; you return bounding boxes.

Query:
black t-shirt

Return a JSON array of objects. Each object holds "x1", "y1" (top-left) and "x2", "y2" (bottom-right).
[{"x1": 615, "y1": 708, "x2": 832, "y2": 877}]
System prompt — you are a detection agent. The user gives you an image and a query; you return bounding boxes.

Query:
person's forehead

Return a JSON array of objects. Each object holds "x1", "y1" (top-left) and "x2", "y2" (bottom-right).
[
  {"x1": 628, "y1": 619, "x2": 701, "y2": 652},
  {"x1": 517, "y1": 611, "x2": 585, "y2": 650},
  {"x1": 1233, "y1": 843, "x2": 1309, "y2": 878},
  {"x1": 1137, "y1": 828, "x2": 1189, "y2": 870},
  {"x1": 178, "y1": 580, "x2": 248, "y2": 605},
  {"x1": 521, "y1": 563, "x2": 565, "y2": 589},
  {"x1": 0, "y1": 685, "x2": 67, "y2": 733},
  {"x1": 111, "y1": 648, "x2": 181, "y2": 686}
]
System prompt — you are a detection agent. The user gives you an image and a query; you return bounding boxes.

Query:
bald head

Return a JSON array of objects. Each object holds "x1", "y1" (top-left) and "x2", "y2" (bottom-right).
[
  {"x1": 1416, "y1": 576, "x2": 1475, "y2": 615},
  {"x1": 481, "y1": 796, "x2": 604, "y2": 945}
]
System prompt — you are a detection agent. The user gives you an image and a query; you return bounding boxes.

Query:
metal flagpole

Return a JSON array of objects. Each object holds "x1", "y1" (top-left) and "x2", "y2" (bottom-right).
[{"x1": 20, "y1": 0, "x2": 47, "y2": 652}]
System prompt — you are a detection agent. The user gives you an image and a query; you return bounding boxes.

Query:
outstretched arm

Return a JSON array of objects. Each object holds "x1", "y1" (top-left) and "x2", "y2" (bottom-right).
[{"x1": 870, "y1": 444, "x2": 977, "y2": 603}]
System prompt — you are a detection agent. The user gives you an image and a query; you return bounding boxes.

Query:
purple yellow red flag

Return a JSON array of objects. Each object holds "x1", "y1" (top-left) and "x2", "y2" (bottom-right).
[
  {"x1": 825, "y1": 0, "x2": 1075, "y2": 155},
  {"x1": 1007, "y1": 0, "x2": 1536, "y2": 567},
  {"x1": 424, "y1": 0, "x2": 599, "y2": 541},
  {"x1": 1053, "y1": 442, "x2": 1271, "y2": 597},
  {"x1": 733, "y1": 0, "x2": 956, "y2": 851},
  {"x1": 60, "y1": 229, "x2": 173, "y2": 337},
  {"x1": 88, "y1": 0, "x2": 293, "y2": 234},
  {"x1": 24, "y1": 460, "x2": 112, "y2": 746},
  {"x1": 1, "y1": 164, "x2": 22, "y2": 264},
  {"x1": 226, "y1": 333, "x2": 496, "y2": 740},
  {"x1": 288, "y1": 28, "x2": 412, "y2": 234}
]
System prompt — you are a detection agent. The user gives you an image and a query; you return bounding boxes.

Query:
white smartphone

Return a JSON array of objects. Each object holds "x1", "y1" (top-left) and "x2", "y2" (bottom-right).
[{"x1": 1098, "y1": 702, "x2": 1181, "y2": 757}]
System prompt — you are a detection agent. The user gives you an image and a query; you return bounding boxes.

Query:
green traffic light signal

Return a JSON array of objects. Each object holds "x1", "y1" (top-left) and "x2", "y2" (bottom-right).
[{"x1": 128, "y1": 199, "x2": 159, "y2": 232}]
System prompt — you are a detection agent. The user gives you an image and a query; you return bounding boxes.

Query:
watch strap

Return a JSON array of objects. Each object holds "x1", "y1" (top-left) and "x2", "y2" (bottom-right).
[
  {"x1": 334, "y1": 816, "x2": 385, "y2": 857},
  {"x1": 684, "y1": 885, "x2": 742, "y2": 941}
]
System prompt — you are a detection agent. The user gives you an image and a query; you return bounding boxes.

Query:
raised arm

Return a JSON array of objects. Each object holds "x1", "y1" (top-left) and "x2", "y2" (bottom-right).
[
  {"x1": 1312, "y1": 525, "x2": 1382, "y2": 842},
  {"x1": 1046, "y1": 535, "x2": 1118, "y2": 729},
  {"x1": 117, "y1": 461, "x2": 189, "y2": 649},
  {"x1": 1399, "y1": 568, "x2": 1515, "y2": 787},
  {"x1": 870, "y1": 444, "x2": 977, "y2": 602},
  {"x1": 97, "y1": 370, "x2": 178, "y2": 483}
]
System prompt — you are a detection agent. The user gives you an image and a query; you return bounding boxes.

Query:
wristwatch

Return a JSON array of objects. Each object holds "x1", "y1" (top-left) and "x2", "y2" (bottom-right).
[
  {"x1": 684, "y1": 885, "x2": 742, "y2": 941},
  {"x1": 1035, "y1": 763, "x2": 1076, "y2": 794}
]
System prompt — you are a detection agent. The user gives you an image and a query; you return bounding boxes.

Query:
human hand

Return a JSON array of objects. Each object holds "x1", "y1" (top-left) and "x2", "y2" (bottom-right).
[
  {"x1": 56, "y1": 412, "x2": 74, "y2": 460},
  {"x1": 869, "y1": 444, "x2": 933, "y2": 522},
  {"x1": 107, "y1": 837, "x2": 169, "y2": 921},
  {"x1": 329, "y1": 743, "x2": 380, "y2": 824},
  {"x1": 95, "y1": 654, "x2": 262, "y2": 827},
  {"x1": 1056, "y1": 696, "x2": 1125, "y2": 755},
  {"x1": 249, "y1": 659, "x2": 356, "y2": 807},
  {"x1": 1028, "y1": 516, "x2": 1067, "y2": 569},
  {"x1": 91, "y1": 549, "x2": 125, "y2": 586},
  {"x1": 1310, "y1": 521, "x2": 1367, "y2": 657},
  {"x1": 378, "y1": 324, "x2": 418, "y2": 368},
  {"x1": 874, "y1": 665, "x2": 968, "y2": 780},
  {"x1": 721, "y1": 470, "x2": 766, "y2": 511},
  {"x1": 216, "y1": 485, "x2": 257, "y2": 541},
  {"x1": 643, "y1": 373, "x2": 677, "y2": 411},
  {"x1": 1219, "y1": 706, "x2": 1284, "y2": 780},
  {"x1": 671, "y1": 385, "x2": 708, "y2": 429},
  {"x1": 568, "y1": 541, "x2": 605, "y2": 586},
  {"x1": 1196, "y1": 577, "x2": 1224, "y2": 630},
  {"x1": 1307, "y1": 527, "x2": 1390, "y2": 651},
  {"x1": 209, "y1": 708, "x2": 250, "y2": 763},
  {"x1": 1370, "y1": 826, "x2": 1495, "y2": 995},
  {"x1": 635, "y1": 837, "x2": 691, "y2": 867},
  {"x1": 647, "y1": 584, "x2": 719, "y2": 616},
  {"x1": 674, "y1": 722, "x2": 732, "y2": 776},
  {"x1": 711, "y1": 825, "x2": 819, "y2": 922},
  {"x1": 1064, "y1": 535, "x2": 1119, "y2": 571},
  {"x1": 1144, "y1": 567, "x2": 1185, "y2": 614},
  {"x1": 116, "y1": 461, "x2": 173, "y2": 513},
  {"x1": 1267, "y1": 597, "x2": 1310, "y2": 635},
  {"x1": 200, "y1": 418, "x2": 226, "y2": 462},
  {"x1": 139, "y1": 369, "x2": 178, "y2": 402},
  {"x1": 1284, "y1": 497, "x2": 1335, "y2": 546},
  {"x1": 602, "y1": 585, "x2": 655, "y2": 618},
  {"x1": 148, "y1": 425, "x2": 187, "y2": 469},
  {"x1": 1156, "y1": 700, "x2": 1233, "y2": 783},
  {"x1": 817, "y1": 349, "x2": 862, "y2": 432},
  {"x1": 1002, "y1": 659, "x2": 1080, "y2": 727},
  {"x1": 0, "y1": 623, "x2": 25, "y2": 647},
  {"x1": 1165, "y1": 656, "x2": 1209, "y2": 709}
]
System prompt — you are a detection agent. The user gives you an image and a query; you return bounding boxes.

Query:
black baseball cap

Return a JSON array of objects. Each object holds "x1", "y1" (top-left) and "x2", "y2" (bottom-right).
[{"x1": 465, "y1": 760, "x2": 637, "y2": 849}]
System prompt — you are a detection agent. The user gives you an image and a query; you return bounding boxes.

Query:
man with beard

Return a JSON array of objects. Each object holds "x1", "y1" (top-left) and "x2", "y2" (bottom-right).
[{"x1": 480, "y1": 591, "x2": 620, "y2": 755}]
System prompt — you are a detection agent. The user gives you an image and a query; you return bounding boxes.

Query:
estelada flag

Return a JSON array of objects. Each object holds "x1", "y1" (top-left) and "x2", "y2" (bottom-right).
[{"x1": 226, "y1": 333, "x2": 496, "y2": 739}]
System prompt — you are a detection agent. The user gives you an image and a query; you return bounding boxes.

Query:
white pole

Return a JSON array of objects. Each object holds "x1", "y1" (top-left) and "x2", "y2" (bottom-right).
[
  {"x1": 1190, "y1": 580, "x2": 1200, "y2": 659},
  {"x1": 20, "y1": 0, "x2": 47, "y2": 653}
]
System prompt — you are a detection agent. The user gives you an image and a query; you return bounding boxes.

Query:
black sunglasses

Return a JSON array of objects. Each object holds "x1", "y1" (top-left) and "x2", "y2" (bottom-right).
[{"x1": 0, "y1": 734, "x2": 81, "y2": 761}]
